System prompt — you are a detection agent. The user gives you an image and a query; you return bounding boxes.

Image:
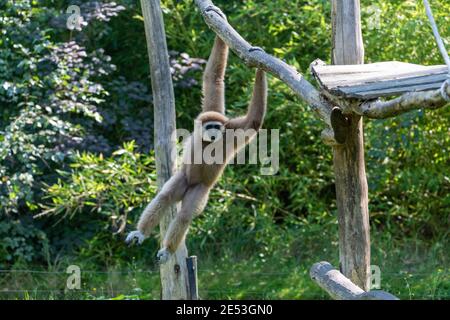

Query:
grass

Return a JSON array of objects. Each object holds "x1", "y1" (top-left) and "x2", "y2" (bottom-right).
[{"x1": 1, "y1": 229, "x2": 448, "y2": 300}]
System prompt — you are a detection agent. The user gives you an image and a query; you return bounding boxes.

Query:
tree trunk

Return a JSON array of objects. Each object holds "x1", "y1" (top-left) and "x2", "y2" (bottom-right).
[
  {"x1": 331, "y1": 0, "x2": 371, "y2": 291},
  {"x1": 140, "y1": 0, "x2": 189, "y2": 300}
]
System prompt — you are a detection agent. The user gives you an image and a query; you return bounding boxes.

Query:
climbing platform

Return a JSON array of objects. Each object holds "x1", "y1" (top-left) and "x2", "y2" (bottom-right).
[{"x1": 311, "y1": 60, "x2": 448, "y2": 99}]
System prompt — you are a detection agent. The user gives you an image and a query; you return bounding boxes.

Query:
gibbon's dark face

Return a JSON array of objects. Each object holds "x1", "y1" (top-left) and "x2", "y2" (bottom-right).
[
  {"x1": 196, "y1": 111, "x2": 228, "y2": 143},
  {"x1": 202, "y1": 120, "x2": 224, "y2": 142}
]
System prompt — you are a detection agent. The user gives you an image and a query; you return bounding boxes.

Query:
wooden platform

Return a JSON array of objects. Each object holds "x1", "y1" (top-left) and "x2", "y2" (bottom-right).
[{"x1": 311, "y1": 60, "x2": 448, "y2": 99}]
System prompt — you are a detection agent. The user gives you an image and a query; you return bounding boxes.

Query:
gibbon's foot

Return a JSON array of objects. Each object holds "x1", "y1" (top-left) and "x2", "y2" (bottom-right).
[
  {"x1": 125, "y1": 230, "x2": 146, "y2": 246},
  {"x1": 205, "y1": 5, "x2": 227, "y2": 21},
  {"x1": 157, "y1": 247, "x2": 171, "y2": 264},
  {"x1": 249, "y1": 46, "x2": 264, "y2": 53}
]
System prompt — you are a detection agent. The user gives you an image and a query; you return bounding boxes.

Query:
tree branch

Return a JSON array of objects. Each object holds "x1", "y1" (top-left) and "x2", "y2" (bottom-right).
[
  {"x1": 357, "y1": 83, "x2": 450, "y2": 119},
  {"x1": 194, "y1": 0, "x2": 335, "y2": 128},
  {"x1": 310, "y1": 262, "x2": 399, "y2": 300}
]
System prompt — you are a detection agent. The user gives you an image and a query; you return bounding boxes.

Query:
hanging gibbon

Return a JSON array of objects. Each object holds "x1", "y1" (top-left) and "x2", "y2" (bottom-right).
[{"x1": 126, "y1": 35, "x2": 267, "y2": 263}]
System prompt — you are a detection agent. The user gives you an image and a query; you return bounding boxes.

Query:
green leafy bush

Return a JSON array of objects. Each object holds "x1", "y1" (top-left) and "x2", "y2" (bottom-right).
[
  {"x1": 0, "y1": 218, "x2": 48, "y2": 268},
  {"x1": 41, "y1": 142, "x2": 156, "y2": 226},
  {"x1": 0, "y1": 3, "x2": 112, "y2": 214},
  {"x1": 0, "y1": 1, "x2": 204, "y2": 265}
]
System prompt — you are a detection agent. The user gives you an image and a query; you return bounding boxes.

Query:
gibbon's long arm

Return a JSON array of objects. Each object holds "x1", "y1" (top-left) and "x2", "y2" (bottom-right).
[
  {"x1": 226, "y1": 69, "x2": 267, "y2": 131},
  {"x1": 202, "y1": 36, "x2": 229, "y2": 114}
]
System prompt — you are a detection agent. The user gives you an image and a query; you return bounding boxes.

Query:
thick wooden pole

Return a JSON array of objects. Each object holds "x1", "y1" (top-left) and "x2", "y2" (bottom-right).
[
  {"x1": 331, "y1": 0, "x2": 370, "y2": 291},
  {"x1": 140, "y1": 0, "x2": 189, "y2": 299}
]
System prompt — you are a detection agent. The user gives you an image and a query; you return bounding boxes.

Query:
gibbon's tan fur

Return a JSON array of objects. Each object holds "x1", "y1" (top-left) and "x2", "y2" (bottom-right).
[{"x1": 126, "y1": 36, "x2": 267, "y2": 261}]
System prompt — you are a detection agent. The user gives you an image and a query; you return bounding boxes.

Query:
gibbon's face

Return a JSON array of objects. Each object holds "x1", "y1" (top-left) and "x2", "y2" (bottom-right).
[{"x1": 202, "y1": 121, "x2": 224, "y2": 142}]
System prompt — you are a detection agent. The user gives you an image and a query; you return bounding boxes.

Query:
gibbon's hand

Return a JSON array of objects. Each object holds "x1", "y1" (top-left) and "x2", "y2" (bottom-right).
[
  {"x1": 125, "y1": 230, "x2": 146, "y2": 246},
  {"x1": 205, "y1": 5, "x2": 227, "y2": 21},
  {"x1": 157, "y1": 247, "x2": 171, "y2": 264},
  {"x1": 249, "y1": 46, "x2": 264, "y2": 53}
]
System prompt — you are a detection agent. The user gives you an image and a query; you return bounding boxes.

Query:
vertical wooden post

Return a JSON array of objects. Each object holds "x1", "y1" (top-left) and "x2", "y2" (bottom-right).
[
  {"x1": 186, "y1": 256, "x2": 199, "y2": 300},
  {"x1": 331, "y1": 0, "x2": 370, "y2": 291},
  {"x1": 140, "y1": 0, "x2": 189, "y2": 299}
]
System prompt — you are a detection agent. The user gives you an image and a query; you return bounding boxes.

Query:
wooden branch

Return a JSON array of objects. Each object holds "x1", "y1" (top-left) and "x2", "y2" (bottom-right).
[
  {"x1": 194, "y1": 0, "x2": 334, "y2": 128},
  {"x1": 357, "y1": 84, "x2": 450, "y2": 119},
  {"x1": 310, "y1": 262, "x2": 399, "y2": 300},
  {"x1": 140, "y1": 0, "x2": 189, "y2": 300},
  {"x1": 311, "y1": 262, "x2": 364, "y2": 299}
]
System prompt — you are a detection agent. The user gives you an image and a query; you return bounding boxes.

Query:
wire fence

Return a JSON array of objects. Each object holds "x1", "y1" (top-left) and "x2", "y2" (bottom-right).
[
  {"x1": 0, "y1": 268, "x2": 448, "y2": 299},
  {"x1": 1, "y1": 269, "x2": 448, "y2": 275}
]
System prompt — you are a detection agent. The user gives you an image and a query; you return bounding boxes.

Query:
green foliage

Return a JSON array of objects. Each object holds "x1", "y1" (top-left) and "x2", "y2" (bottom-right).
[
  {"x1": 0, "y1": 1, "x2": 113, "y2": 214},
  {"x1": 0, "y1": 1, "x2": 117, "y2": 265},
  {"x1": 361, "y1": 0, "x2": 450, "y2": 65},
  {"x1": 0, "y1": 218, "x2": 48, "y2": 268},
  {"x1": 42, "y1": 142, "x2": 156, "y2": 225},
  {"x1": 37, "y1": 142, "x2": 161, "y2": 265},
  {"x1": 0, "y1": 1, "x2": 204, "y2": 266},
  {"x1": 0, "y1": 0, "x2": 448, "y2": 299}
]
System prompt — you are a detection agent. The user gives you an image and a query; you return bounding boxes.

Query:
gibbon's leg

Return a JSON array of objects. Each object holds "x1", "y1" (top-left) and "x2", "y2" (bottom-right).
[
  {"x1": 138, "y1": 172, "x2": 188, "y2": 235},
  {"x1": 126, "y1": 172, "x2": 188, "y2": 245},
  {"x1": 202, "y1": 36, "x2": 229, "y2": 114},
  {"x1": 226, "y1": 69, "x2": 267, "y2": 132},
  {"x1": 157, "y1": 184, "x2": 210, "y2": 263}
]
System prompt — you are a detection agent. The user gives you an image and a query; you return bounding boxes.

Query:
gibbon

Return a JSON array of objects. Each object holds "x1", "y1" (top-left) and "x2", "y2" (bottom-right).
[{"x1": 126, "y1": 35, "x2": 267, "y2": 263}]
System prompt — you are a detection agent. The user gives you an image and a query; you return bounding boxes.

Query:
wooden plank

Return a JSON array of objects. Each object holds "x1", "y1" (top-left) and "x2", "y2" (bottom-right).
[
  {"x1": 341, "y1": 73, "x2": 446, "y2": 92},
  {"x1": 324, "y1": 69, "x2": 445, "y2": 89},
  {"x1": 343, "y1": 81, "x2": 444, "y2": 99},
  {"x1": 311, "y1": 61, "x2": 448, "y2": 99},
  {"x1": 312, "y1": 61, "x2": 445, "y2": 85},
  {"x1": 314, "y1": 61, "x2": 428, "y2": 74}
]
